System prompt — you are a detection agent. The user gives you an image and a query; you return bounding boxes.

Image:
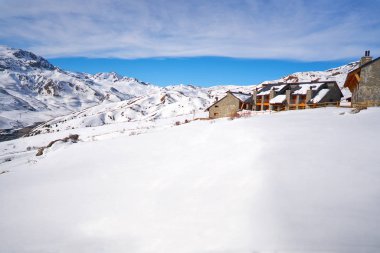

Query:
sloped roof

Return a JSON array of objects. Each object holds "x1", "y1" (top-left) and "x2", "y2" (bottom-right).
[
  {"x1": 258, "y1": 81, "x2": 337, "y2": 96},
  {"x1": 257, "y1": 83, "x2": 288, "y2": 95},
  {"x1": 270, "y1": 94, "x2": 287, "y2": 104},
  {"x1": 229, "y1": 91, "x2": 252, "y2": 103},
  {"x1": 291, "y1": 82, "x2": 325, "y2": 95},
  {"x1": 205, "y1": 91, "x2": 252, "y2": 111},
  {"x1": 310, "y1": 89, "x2": 330, "y2": 103}
]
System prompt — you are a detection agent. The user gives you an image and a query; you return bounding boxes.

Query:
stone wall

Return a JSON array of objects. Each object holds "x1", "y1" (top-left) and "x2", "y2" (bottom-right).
[
  {"x1": 357, "y1": 60, "x2": 380, "y2": 103},
  {"x1": 208, "y1": 93, "x2": 240, "y2": 119},
  {"x1": 252, "y1": 89, "x2": 258, "y2": 110},
  {"x1": 285, "y1": 90, "x2": 291, "y2": 110}
]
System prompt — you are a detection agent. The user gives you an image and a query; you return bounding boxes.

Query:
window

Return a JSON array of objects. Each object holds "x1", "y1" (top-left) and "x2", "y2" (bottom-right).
[
  {"x1": 214, "y1": 113, "x2": 219, "y2": 116},
  {"x1": 215, "y1": 105, "x2": 219, "y2": 108}
]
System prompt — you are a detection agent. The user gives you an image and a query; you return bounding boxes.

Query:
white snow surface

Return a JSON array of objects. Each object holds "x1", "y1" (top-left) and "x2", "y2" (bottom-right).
[{"x1": 1, "y1": 108, "x2": 380, "y2": 253}]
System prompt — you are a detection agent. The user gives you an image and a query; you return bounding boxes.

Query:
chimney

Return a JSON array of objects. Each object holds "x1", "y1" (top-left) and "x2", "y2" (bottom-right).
[
  {"x1": 215, "y1": 96, "x2": 219, "y2": 102},
  {"x1": 360, "y1": 50, "x2": 373, "y2": 66}
]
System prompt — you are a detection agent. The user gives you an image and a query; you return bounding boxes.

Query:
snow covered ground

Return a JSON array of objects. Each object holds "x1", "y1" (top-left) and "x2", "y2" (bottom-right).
[{"x1": 1, "y1": 108, "x2": 380, "y2": 253}]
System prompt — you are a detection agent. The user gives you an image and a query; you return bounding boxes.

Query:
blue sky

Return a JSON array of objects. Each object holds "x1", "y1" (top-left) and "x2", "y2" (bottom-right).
[
  {"x1": 1, "y1": 0, "x2": 379, "y2": 86},
  {"x1": 49, "y1": 57, "x2": 351, "y2": 86}
]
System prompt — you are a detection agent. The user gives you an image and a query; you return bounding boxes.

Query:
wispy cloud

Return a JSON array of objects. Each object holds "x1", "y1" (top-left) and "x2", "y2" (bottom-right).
[{"x1": 0, "y1": 0, "x2": 379, "y2": 60}]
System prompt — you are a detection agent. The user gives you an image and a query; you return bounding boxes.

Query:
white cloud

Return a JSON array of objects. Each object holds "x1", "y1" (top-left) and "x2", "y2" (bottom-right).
[{"x1": 0, "y1": 0, "x2": 379, "y2": 60}]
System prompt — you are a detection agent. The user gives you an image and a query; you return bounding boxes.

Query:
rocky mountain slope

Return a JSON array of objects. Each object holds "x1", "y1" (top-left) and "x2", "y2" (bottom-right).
[{"x1": 0, "y1": 45, "x2": 358, "y2": 133}]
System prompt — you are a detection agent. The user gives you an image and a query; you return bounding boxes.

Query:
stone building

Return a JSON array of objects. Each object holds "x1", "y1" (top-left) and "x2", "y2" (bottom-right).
[
  {"x1": 206, "y1": 91, "x2": 253, "y2": 119},
  {"x1": 344, "y1": 51, "x2": 380, "y2": 107},
  {"x1": 253, "y1": 81, "x2": 343, "y2": 111}
]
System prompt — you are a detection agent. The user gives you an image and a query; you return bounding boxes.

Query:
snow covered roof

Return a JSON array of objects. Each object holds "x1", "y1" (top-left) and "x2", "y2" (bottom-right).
[
  {"x1": 270, "y1": 94, "x2": 287, "y2": 104},
  {"x1": 291, "y1": 83, "x2": 324, "y2": 95},
  {"x1": 230, "y1": 92, "x2": 252, "y2": 102},
  {"x1": 257, "y1": 83, "x2": 288, "y2": 96},
  {"x1": 205, "y1": 91, "x2": 252, "y2": 111},
  {"x1": 310, "y1": 89, "x2": 329, "y2": 103}
]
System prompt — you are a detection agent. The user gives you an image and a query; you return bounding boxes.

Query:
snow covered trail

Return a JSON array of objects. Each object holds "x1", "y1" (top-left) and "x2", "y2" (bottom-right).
[{"x1": 1, "y1": 108, "x2": 380, "y2": 253}]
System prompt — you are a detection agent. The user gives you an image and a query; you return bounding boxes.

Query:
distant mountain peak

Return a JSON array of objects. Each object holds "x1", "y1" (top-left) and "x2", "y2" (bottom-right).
[
  {"x1": 93, "y1": 72, "x2": 123, "y2": 81},
  {"x1": 0, "y1": 46, "x2": 55, "y2": 71}
]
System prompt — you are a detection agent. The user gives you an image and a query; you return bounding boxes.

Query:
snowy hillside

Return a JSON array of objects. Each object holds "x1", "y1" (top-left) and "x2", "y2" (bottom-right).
[
  {"x1": 1, "y1": 107, "x2": 380, "y2": 253},
  {"x1": 28, "y1": 87, "x2": 212, "y2": 135}
]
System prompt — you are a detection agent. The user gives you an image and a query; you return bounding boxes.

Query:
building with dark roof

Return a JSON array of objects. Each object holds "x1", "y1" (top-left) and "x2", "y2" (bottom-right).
[{"x1": 253, "y1": 81, "x2": 343, "y2": 111}]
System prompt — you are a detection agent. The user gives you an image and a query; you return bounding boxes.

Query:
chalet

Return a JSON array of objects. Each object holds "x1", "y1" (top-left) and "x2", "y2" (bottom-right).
[
  {"x1": 343, "y1": 51, "x2": 380, "y2": 107},
  {"x1": 206, "y1": 91, "x2": 253, "y2": 119},
  {"x1": 252, "y1": 81, "x2": 343, "y2": 111}
]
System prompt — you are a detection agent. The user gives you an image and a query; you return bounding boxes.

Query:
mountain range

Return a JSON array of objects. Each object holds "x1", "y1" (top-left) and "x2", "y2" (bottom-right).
[{"x1": 0, "y1": 45, "x2": 358, "y2": 132}]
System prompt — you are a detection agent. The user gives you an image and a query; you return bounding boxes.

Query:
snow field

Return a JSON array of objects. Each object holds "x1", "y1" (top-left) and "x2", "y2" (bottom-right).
[{"x1": 1, "y1": 108, "x2": 380, "y2": 253}]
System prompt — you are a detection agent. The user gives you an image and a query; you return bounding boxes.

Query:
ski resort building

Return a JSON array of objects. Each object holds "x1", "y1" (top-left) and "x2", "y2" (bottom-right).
[
  {"x1": 206, "y1": 82, "x2": 343, "y2": 118},
  {"x1": 252, "y1": 81, "x2": 343, "y2": 111},
  {"x1": 344, "y1": 51, "x2": 380, "y2": 107},
  {"x1": 206, "y1": 91, "x2": 253, "y2": 119}
]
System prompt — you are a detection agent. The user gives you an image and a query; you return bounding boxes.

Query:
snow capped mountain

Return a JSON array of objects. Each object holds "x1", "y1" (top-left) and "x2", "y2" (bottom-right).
[
  {"x1": 0, "y1": 46, "x2": 161, "y2": 129},
  {"x1": 0, "y1": 45, "x2": 358, "y2": 133},
  {"x1": 0, "y1": 46, "x2": 55, "y2": 71}
]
